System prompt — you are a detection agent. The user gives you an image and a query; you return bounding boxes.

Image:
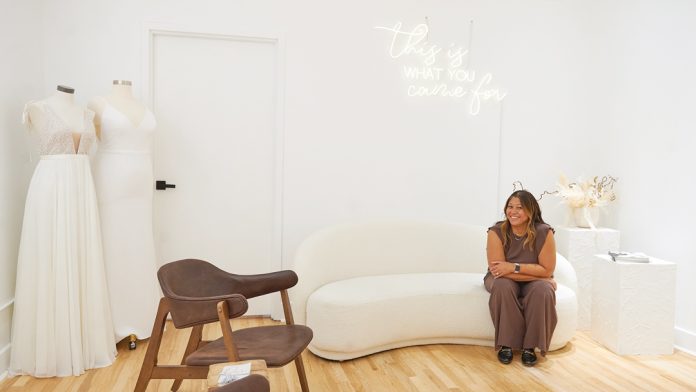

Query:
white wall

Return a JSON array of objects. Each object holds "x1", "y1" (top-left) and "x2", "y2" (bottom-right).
[
  {"x1": 0, "y1": 0, "x2": 44, "y2": 379},
  {"x1": 596, "y1": 0, "x2": 696, "y2": 354},
  {"x1": 1, "y1": 2, "x2": 694, "y2": 379},
  {"x1": 34, "y1": 0, "x2": 602, "y2": 255}
]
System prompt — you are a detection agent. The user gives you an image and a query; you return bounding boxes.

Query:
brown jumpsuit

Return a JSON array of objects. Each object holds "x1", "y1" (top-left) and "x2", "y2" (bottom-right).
[{"x1": 484, "y1": 222, "x2": 557, "y2": 354}]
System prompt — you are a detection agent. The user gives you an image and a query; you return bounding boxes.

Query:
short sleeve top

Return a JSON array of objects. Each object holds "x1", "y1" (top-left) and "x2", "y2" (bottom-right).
[{"x1": 487, "y1": 222, "x2": 554, "y2": 265}]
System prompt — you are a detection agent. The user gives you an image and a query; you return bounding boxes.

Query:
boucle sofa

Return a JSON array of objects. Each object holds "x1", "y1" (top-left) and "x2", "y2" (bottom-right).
[{"x1": 289, "y1": 220, "x2": 578, "y2": 361}]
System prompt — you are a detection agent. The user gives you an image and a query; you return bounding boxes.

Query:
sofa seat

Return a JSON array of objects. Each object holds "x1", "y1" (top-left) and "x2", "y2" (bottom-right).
[{"x1": 306, "y1": 272, "x2": 577, "y2": 360}]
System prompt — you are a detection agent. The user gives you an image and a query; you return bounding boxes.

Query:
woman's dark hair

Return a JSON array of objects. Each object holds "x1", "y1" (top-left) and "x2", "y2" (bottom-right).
[{"x1": 500, "y1": 190, "x2": 546, "y2": 250}]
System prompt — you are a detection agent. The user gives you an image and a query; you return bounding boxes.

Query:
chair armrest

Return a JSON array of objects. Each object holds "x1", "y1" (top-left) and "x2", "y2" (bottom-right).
[
  {"x1": 232, "y1": 270, "x2": 299, "y2": 299},
  {"x1": 168, "y1": 294, "x2": 248, "y2": 329}
]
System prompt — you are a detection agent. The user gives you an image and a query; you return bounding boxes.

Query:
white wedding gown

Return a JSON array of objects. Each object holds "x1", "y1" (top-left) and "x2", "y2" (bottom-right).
[
  {"x1": 11, "y1": 103, "x2": 117, "y2": 377},
  {"x1": 92, "y1": 102, "x2": 160, "y2": 343}
]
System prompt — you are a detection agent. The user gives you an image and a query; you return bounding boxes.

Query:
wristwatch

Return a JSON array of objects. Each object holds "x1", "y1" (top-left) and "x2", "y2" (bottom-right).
[{"x1": 514, "y1": 263, "x2": 520, "y2": 274}]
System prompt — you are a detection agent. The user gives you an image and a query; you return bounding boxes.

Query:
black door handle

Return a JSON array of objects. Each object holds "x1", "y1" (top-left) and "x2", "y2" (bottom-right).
[{"x1": 156, "y1": 180, "x2": 176, "y2": 190}]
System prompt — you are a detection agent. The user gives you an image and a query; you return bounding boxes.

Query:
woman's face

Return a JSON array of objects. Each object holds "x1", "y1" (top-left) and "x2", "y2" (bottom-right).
[{"x1": 506, "y1": 197, "x2": 529, "y2": 227}]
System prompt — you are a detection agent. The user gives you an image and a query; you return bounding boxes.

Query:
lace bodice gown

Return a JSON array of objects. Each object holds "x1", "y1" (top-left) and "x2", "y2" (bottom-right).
[
  {"x1": 92, "y1": 102, "x2": 160, "y2": 342},
  {"x1": 10, "y1": 102, "x2": 117, "y2": 377}
]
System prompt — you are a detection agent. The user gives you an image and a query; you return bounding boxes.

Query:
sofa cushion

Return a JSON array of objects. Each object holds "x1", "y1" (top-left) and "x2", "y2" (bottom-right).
[{"x1": 306, "y1": 272, "x2": 576, "y2": 360}]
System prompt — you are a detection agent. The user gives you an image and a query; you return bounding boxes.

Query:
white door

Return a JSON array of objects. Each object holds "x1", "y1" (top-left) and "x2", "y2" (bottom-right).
[{"x1": 150, "y1": 31, "x2": 280, "y2": 315}]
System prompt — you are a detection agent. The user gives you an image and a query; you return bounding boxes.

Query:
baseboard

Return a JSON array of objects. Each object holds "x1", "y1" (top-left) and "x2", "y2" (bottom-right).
[
  {"x1": 675, "y1": 326, "x2": 696, "y2": 356},
  {"x1": 0, "y1": 370, "x2": 7, "y2": 382}
]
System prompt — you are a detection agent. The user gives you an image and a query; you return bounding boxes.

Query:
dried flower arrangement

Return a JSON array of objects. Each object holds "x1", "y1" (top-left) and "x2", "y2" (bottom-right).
[{"x1": 540, "y1": 174, "x2": 618, "y2": 208}]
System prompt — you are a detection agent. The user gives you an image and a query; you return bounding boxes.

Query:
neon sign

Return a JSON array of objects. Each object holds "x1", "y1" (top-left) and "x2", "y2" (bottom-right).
[{"x1": 375, "y1": 22, "x2": 507, "y2": 115}]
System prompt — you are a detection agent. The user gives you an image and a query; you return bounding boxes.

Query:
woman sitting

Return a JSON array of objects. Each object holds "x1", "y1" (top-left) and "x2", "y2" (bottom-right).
[{"x1": 484, "y1": 190, "x2": 557, "y2": 367}]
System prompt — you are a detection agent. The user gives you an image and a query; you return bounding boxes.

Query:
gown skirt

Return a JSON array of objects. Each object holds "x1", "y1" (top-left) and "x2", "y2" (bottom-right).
[
  {"x1": 10, "y1": 154, "x2": 117, "y2": 377},
  {"x1": 93, "y1": 149, "x2": 160, "y2": 342}
]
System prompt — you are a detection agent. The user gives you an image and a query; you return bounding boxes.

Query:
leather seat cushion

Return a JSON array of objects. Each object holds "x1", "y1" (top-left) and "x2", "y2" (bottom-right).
[{"x1": 185, "y1": 325, "x2": 313, "y2": 367}]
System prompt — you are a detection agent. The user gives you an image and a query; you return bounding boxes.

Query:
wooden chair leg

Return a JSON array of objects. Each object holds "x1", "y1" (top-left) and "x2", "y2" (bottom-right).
[
  {"x1": 282, "y1": 290, "x2": 310, "y2": 391},
  {"x1": 171, "y1": 324, "x2": 204, "y2": 392},
  {"x1": 134, "y1": 298, "x2": 170, "y2": 392},
  {"x1": 295, "y1": 353, "x2": 310, "y2": 392}
]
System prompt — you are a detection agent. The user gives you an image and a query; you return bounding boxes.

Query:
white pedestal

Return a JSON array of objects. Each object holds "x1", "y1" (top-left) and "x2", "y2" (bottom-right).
[
  {"x1": 556, "y1": 227, "x2": 620, "y2": 330},
  {"x1": 591, "y1": 255, "x2": 676, "y2": 355}
]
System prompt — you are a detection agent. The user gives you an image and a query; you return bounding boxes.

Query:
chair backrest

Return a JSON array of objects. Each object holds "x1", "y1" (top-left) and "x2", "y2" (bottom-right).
[
  {"x1": 157, "y1": 259, "x2": 249, "y2": 328},
  {"x1": 159, "y1": 258, "x2": 299, "y2": 300},
  {"x1": 158, "y1": 259, "x2": 237, "y2": 298}
]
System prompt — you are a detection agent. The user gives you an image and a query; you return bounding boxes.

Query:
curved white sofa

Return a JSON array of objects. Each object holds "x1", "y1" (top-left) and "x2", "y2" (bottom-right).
[{"x1": 290, "y1": 220, "x2": 578, "y2": 361}]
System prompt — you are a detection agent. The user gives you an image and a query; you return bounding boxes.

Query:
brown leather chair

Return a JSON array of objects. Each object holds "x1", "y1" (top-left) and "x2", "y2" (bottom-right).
[
  {"x1": 134, "y1": 259, "x2": 313, "y2": 392},
  {"x1": 210, "y1": 374, "x2": 270, "y2": 392}
]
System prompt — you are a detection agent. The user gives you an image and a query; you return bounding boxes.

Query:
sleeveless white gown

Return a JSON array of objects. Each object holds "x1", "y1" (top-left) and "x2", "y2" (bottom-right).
[
  {"x1": 92, "y1": 102, "x2": 160, "y2": 342},
  {"x1": 10, "y1": 103, "x2": 117, "y2": 377}
]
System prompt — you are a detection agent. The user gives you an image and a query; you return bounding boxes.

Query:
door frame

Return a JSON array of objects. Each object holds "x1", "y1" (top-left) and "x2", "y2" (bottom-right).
[{"x1": 142, "y1": 24, "x2": 286, "y2": 309}]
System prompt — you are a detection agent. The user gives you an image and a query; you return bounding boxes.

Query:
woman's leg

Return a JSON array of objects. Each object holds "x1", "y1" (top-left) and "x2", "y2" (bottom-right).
[
  {"x1": 485, "y1": 275, "x2": 524, "y2": 349},
  {"x1": 520, "y1": 279, "x2": 557, "y2": 354}
]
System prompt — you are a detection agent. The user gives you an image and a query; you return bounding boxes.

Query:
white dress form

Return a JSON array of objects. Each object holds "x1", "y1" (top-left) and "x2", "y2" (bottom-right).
[
  {"x1": 89, "y1": 81, "x2": 160, "y2": 346},
  {"x1": 10, "y1": 86, "x2": 117, "y2": 377}
]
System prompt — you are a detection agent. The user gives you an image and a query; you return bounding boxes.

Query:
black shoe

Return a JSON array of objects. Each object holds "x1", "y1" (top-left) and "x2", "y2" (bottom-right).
[
  {"x1": 521, "y1": 348, "x2": 537, "y2": 367},
  {"x1": 497, "y1": 346, "x2": 513, "y2": 364}
]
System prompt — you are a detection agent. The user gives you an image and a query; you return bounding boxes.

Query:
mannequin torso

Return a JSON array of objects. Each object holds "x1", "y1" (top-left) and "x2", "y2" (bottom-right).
[
  {"x1": 88, "y1": 81, "x2": 147, "y2": 138},
  {"x1": 27, "y1": 87, "x2": 86, "y2": 151}
]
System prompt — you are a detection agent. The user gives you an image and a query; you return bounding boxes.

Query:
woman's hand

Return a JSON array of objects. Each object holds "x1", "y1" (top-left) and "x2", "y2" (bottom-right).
[{"x1": 489, "y1": 261, "x2": 514, "y2": 278}]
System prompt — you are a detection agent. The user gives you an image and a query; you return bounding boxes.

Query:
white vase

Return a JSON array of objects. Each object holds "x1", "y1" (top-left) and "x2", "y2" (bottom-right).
[{"x1": 572, "y1": 207, "x2": 600, "y2": 228}]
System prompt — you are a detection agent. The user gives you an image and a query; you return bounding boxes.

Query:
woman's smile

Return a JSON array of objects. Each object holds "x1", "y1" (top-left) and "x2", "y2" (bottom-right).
[{"x1": 506, "y1": 197, "x2": 529, "y2": 226}]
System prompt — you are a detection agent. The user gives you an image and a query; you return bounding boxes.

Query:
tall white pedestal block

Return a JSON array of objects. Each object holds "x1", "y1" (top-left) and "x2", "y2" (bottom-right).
[
  {"x1": 556, "y1": 228, "x2": 620, "y2": 330},
  {"x1": 591, "y1": 255, "x2": 676, "y2": 355}
]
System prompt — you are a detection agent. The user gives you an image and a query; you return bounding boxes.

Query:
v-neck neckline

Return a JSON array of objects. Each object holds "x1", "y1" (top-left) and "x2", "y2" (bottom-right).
[
  {"x1": 104, "y1": 101, "x2": 150, "y2": 128},
  {"x1": 42, "y1": 103, "x2": 87, "y2": 134},
  {"x1": 42, "y1": 103, "x2": 88, "y2": 153}
]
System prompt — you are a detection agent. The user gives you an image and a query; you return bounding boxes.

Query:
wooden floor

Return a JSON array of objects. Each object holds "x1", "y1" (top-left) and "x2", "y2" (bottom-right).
[{"x1": 2, "y1": 317, "x2": 696, "y2": 391}]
